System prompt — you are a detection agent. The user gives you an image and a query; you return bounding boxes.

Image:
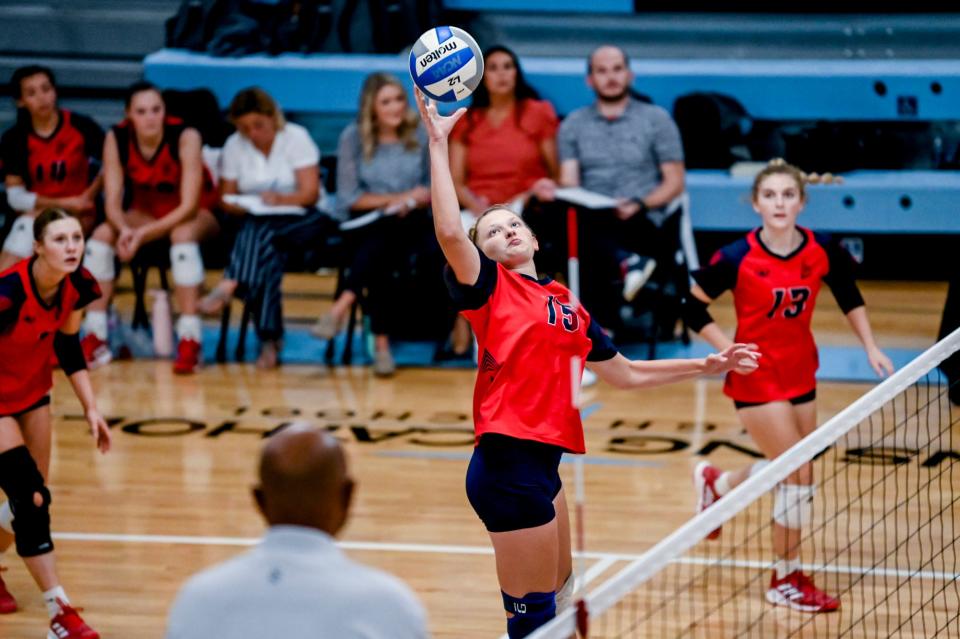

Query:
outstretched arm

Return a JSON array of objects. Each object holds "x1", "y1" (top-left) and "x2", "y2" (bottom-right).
[
  {"x1": 590, "y1": 343, "x2": 760, "y2": 390},
  {"x1": 414, "y1": 89, "x2": 481, "y2": 285}
]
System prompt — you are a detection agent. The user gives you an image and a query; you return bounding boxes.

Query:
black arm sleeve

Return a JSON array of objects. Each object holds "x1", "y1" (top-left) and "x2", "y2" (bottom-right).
[
  {"x1": 54, "y1": 331, "x2": 86, "y2": 376},
  {"x1": 681, "y1": 295, "x2": 716, "y2": 333},
  {"x1": 0, "y1": 272, "x2": 26, "y2": 335},
  {"x1": 443, "y1": 247, "x2": 499, "y2": 311},
  {"x1": 821, "y1": 237, "x2": 865, "y2": 314},
  {"x1": 69, "y1": 267, "x2": 103, "y2": 310},
  {"x1": 691, "y1": 245, "x2": 742, "y2": 300},
  {"x1": 0, "y1": 125, "x2": 27, "y2": 181},
  {"x1": 586, "y1": 317, "x2": 618, "y2": 362}
]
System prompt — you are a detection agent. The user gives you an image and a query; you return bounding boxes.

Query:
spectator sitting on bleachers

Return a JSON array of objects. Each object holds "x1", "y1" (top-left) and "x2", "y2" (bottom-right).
[
  {"x1": 310, "y1": 72, "x2": 433, "y2": 377},
  {"x1": 197, "y1": 87, "x2": 320, "y2": 369},
  {"x1": 0, "y1": 65, "x2": 105, "y2": 270},
  {"x1": 450, "y1": 45, "x2": 559, "y2": 216},
  {"x1": 557, "y1": 44, "x2": 686, "y2": 332},
  {"x1": 80, "y1": 81, "x2": 219, "y2": 375}
]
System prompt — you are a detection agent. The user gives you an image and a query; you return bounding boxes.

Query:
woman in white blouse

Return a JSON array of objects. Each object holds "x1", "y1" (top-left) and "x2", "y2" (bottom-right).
[{"x1": 199, "y1": 87, "x2": 320, "y2": 368}]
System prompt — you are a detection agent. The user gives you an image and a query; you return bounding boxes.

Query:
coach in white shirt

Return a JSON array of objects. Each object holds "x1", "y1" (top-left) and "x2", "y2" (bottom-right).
[{"x1": 165, "y1": 425, "x2": 430, "y2": 639}]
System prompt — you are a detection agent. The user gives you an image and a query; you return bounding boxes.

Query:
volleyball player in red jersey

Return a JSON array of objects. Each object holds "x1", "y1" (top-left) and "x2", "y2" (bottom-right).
[
  {"x1": 80, "y1": 82, "x2": 218, "y2": 374},
  {"x1": 0, "y1": 208, "x2": 111, "y2": 638},
  {"x1": 686, "y1": 160, "x2": 894, "y2": 613},
  {"x1": 416, "y1": 89, "x2": 759, "y2": 638},
  {"x1": 0, "y1": 65, "x2": 104, "y2": 271}
]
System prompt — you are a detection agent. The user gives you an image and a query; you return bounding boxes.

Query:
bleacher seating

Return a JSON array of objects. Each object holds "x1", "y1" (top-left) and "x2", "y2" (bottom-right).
[{"x1": 144, "y1": 50, "x2": 960, "y2": 234}]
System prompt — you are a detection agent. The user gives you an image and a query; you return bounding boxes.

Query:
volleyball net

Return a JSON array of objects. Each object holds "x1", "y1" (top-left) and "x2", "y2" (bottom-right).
[{"x1": 531, "y1": 326, "x2": 960, "y2": 638}]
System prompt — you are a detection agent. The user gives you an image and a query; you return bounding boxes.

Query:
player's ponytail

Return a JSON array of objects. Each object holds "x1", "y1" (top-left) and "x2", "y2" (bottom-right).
[
  {"x1": 33, "y1": 208, "x2": 72, "y2": 241},
  {"x1": 751, "y1": 158, "x2": 844, "y2": 202}
]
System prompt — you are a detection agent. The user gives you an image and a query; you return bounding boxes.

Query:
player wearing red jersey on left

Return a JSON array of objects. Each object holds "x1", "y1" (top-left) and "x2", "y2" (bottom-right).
[
  {"x1": 81, "y1": 82, "x2": 219, "y2": 374},
  {"x1": 0, "y1": 208, "x2": 111, "y2": 639},
  {"x1": 417, "y1": 89, "x2": 760, "y2": 639},
  {"x1": 0, "y1": 65, "x2": 104, "y2": 271},
  {"x1": 684, "y1": 160, "x2": 894, "y2": 613}
]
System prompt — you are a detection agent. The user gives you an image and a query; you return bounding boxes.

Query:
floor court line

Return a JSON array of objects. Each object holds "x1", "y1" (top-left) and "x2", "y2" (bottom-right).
[{"x1": 52, "y1": 532, "x2": 958, "y2": 581}]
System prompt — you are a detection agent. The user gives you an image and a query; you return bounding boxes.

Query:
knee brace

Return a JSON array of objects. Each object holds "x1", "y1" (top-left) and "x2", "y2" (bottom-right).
[
  {"x1": 170, "y1": 242, "x2": 204, "y2": 287},
  {"x1": 83, "y1": 239, "x2": 116, "y2": 282},
  {"x1": 555, "y1": 572, "x2": 576, "y2": 614},
  {"x1": 502, "y1": 591, "x2": 556, "y2": 639},
  {"x1": 0, "y1": 446, "x2": 54, "y2": 557},
  {"x1": 0, "y1": 500, "x2": 12, "y2": 534},
  {"x1": 2, "y1": 215, "x2": 35, "y2": 258},
  {"x1": 773, "y1": 483, "x2": 814, "y2": 530}
]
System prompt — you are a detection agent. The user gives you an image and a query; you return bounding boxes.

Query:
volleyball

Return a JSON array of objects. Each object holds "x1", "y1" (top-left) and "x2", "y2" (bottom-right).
[{"x1": 408, "y1": 26, "x2": 484, "y2": 102}]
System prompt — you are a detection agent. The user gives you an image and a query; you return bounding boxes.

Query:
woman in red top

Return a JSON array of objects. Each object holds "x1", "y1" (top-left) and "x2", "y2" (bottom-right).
[
  {"x1": 450, "y1": 46, "x2": 559, "y2": 215},
  {"x1": 0, "y1": 65, "x2": 104, "y2": 271},
  {"x1": 81, "y1": 82, "x2": 219, "y2": 375},
  {"x1": 686, "y1": 160, "x2": 894, "y2": 613},
  {"x1": 0, "y1": 208, "x2": 111, "y2": 639},
  {"x1": 418, "y1": 89, "x2": 759, "y2": 639}
]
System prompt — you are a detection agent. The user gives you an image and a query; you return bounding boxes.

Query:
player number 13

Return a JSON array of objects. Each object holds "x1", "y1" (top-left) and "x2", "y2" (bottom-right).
[{"x1": 767, "y1": 286, "x2": 811, "y2": 319}]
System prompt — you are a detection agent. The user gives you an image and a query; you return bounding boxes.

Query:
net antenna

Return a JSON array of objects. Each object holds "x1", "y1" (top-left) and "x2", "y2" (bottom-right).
[
  {"x1": 566, "y1": 205, "x2": 590, "y2": 637},
  {"x1": 530, "y1": 326, "x2": 960, "y2": 638}
]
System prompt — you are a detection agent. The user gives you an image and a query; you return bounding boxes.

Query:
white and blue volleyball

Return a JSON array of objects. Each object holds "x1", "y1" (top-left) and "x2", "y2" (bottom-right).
[{"x1": 409, "y1": 26, "x2": 484, "y2": 102}]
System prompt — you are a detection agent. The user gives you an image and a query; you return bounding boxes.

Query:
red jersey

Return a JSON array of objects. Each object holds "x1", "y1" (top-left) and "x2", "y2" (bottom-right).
[
  {"x1": 693, "y1": 227, "x2": 864, "y2": 403},
  {"x1": 0, "y1": 109, "x2": 103, "y2": 198},
  {"x1": 0, "y1": 258, "x2": 101, "y2": 414},
  {"x1": 446, "y1": 249, "x2": 617, "y2": 453},
  {"x1": 114, "y1": 117, "x2": 216, "y2": 219}
]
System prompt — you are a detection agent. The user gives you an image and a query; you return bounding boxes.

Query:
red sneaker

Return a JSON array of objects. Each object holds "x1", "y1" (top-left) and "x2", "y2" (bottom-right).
[
  {"x1": 173, "y1": 338, "x2": 201, "y2": 375},
  {"x1": 80, "y1": 334, "x2": 111, "y2": 369},
  {"x1": 693, "y1": 461, "x2": 723, "y2": 540},
  {"x1": 48, "y1": 599, "x2": 99, "y2": 639},
  {"x1": 0, "y1": 567, "x2": 17, "y2": 614},
  {"x1": 766, "y1": 570, "x2": 840, "y2": 613}
]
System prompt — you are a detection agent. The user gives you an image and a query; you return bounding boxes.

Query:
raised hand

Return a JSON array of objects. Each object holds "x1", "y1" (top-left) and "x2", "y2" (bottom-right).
[{"x1": 414, "y1": 88, "x2": 466, "y2": 144}]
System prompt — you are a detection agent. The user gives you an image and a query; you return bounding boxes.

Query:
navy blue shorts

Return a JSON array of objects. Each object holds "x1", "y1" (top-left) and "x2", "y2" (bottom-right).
[
  {"x1": 0, "y1": 395, "x2": 51, "y2": 419},
  {"x1": 466, "y1": 433, "x2": 564, "y2": 533},
  {"x1": 734, "y1": 389, "x2": 817, "y2": 410}
]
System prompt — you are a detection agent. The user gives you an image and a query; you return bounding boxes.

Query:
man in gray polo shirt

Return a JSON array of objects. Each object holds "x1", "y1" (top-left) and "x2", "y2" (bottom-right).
[
  {"x1": 557, "y1": 44, "x2": 686, "y2": 329},
  {"x1": 165, "y1": 425, "x2": 430, "y2": 639}
]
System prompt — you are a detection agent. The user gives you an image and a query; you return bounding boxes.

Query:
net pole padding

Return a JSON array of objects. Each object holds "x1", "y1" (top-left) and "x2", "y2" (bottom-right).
[{"x1": 528, "y1": 325, "x2": 960, "y2": 639}]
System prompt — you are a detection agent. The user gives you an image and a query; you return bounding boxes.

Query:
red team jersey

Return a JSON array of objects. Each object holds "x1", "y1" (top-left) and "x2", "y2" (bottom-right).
[
  {"x1": 0, "y1": 259, "x2": 101, "y2": 415},
  {"x1": 0, "y1": 109, "x2": 103, "y2": 198},
  {"x1": 446, "y1": 249, "x2": 617, "y2": 453},
  {"x1": 113, "y1": 117, "x2": 217, "y2": 219},
  {"x1": 693, "y1": 227, "x2": 864, "y2": 403}
]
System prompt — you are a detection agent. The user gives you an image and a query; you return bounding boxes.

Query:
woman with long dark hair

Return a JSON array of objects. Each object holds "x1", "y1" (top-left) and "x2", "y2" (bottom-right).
[{"x1": 450, "y1": 45, "x2": 559, "y2": 216}]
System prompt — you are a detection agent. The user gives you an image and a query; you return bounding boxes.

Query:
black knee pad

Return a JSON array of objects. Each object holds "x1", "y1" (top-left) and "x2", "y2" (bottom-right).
[{"x1": 0, "y1": 446, "x2": 54, "y2": 557}]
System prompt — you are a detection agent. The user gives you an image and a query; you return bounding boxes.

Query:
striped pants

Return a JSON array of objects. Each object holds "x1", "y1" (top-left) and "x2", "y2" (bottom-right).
[{"x1": 225, "y1": 215, "x2": 299, "y2": 341}]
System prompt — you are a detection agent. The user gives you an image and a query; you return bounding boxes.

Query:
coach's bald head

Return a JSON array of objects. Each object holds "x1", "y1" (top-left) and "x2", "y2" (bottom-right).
[{"x1": 254, "y1": 424, "x2": 354, "y2": 536}]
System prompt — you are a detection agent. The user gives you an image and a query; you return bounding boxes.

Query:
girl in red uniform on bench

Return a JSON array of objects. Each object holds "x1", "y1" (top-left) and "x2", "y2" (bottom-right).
[{"x1": 80, "y1": 82, "x2": 218, "y2": 374}]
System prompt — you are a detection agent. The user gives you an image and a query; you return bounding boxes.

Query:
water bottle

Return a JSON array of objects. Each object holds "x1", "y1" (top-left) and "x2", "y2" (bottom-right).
[{"x1": 151, "y1": 289, "x2": 174, "y2": 357}]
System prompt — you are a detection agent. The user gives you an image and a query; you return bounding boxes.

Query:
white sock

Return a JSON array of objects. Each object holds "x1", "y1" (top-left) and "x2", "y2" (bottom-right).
[
  {"x1": 774, "y1": 557, "x2": 802, "y2": 580},
  {"x1": 83, "y1": 310, "x2": 109, "y2": 340},
  {"x1": 176, "y1": 314, "x2": 203, "y2": 342},
  {"x1": 714, "y1": 472, "x2": 732, "y2": 496},
  {"x1": 43, "y1": 585, "x2": 69, "y2": 618}
]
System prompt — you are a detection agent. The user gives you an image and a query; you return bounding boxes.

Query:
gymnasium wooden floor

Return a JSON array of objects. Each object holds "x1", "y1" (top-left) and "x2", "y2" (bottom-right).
[{"x1": 0, "y1": 276, "x2": 954, "y2": 638}]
